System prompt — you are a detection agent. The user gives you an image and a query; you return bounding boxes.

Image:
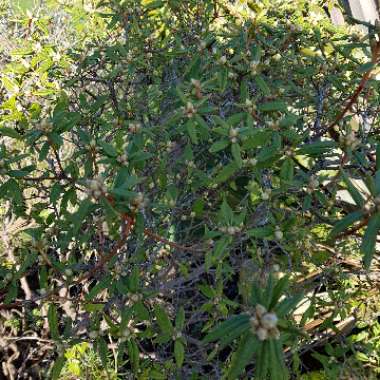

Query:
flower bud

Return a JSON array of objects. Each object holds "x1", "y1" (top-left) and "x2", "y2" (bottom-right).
[
  {"x1": 227, "y1": 226, "x2": 235, "y2": 235},
  {"x1": 256, "y1": 327, "x2": 268, "y2": 341},
  {"x1": 274, "y1": 227, "x2": 283, "y2": 240},
  {"x1": 229, "y1": 128, "x2": 238, "y2": 138},
  {"x1": 261, "y1": 313, "x2": 278, "y2": 329},
  {"x1": 64, "y1": 269, "x2": 73, "y2": 277},
  {"x1": 255, "y1": 304, "x2": 267, "y2": 317},
  {"x1": 219, "y1": 55, "x2": 227, "y2": 65}
]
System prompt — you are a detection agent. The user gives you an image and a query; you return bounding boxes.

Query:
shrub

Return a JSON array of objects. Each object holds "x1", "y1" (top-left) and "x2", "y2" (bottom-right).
[{"x1": 1, "y1": 0, "x2": 380, "y2": 379}]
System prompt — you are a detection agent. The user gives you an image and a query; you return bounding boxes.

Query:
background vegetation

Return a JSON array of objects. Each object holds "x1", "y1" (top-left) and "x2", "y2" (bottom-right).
[{"x1": 1, "y1": 0, "x2": 380, "y2": 379}]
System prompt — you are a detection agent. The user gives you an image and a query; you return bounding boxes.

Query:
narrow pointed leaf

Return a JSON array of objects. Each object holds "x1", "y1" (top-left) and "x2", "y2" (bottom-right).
[
  {"x1": 202, "y1": 315, "x2": 250, "y2": 343},
  {"x1": 330, "y1": 210, "x2": 364, "y2": 238},
  {"x1": 362, "y1": 213, "x2": 380, "y2": 268},
  {"x1": 227, "y1": 333, "x2": 259, "y2": 380}
]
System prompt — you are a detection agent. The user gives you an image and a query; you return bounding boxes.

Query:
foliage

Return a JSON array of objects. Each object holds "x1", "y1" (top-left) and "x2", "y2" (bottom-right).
[{"x1": 1, "y1": 0, "x2": 380, "y2": 379}]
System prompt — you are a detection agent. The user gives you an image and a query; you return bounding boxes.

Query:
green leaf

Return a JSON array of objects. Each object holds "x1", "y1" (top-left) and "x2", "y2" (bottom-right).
[
  {"x1": 211, "y1": 115, "x2": 229, "y2": 130},
  {"x1": 97, "y1": 336, "x2": 108, "y2": 368},
  {"x1": 268, "y1": 339, "x2": 288, "y2": 380},
  {"x1": 155, "y1": 306, "x2": 173, "y2": 335},
  {"x1": 202, "y1": 315, "x2": 250, "y2": 343},
  {"x1": 48, "y1": 304, "x2": 59, "y2": 340},
  {"x1": 280, "y1": 158, "x2": 294, "y2": 182},
  {"x1": 174, "y1": 340, "x2": 185, "y2": 368},
  {"x1": 362, "y1": 213, "x2": 380, "y2": 268},
  {"x1": 72, "y1": 196, "x2": 91, "y2": 229},
  {"x1": 4, "y1": 281, "x2": 18, "y2": 304},
  {"x1": 127, "y1": 340, "x2": 140, "y2": 372},
  {"x1": 218, "y1": 320, "x2": 250, "y2": 350},
  {"x1": 220, "y1": 199, "x2": 234, "y2": 223},
  {"x1": 1, "y1": 76, "x2": 19, "y2": 93},
  {"x1": 269, "y1": 276, "x2": 289, "y2": 310},
  {"x1": 209, "y1": 139, "x2": 229, "y2": 153},
  {"x1": 51, "y1": 356, "x2": 66, "y2": 380},
  {"x1": 251, "y1": 281, "x2": 264, "y2": 305},
  {"x1": 0, "y1": 127, "x2": 22, "y2": 139},
  {"x1": 247, "y1": 226, "x2": 273, "y2": 238},
  {"x1": 276, "y1": 293, "x2": 303, "y2": 318},
  {"x1": 85, "y1": 276, "x2": 112, "y2": 301},
  {"x1": 175, "y1": 307, "x2": 185, "y2": 330},
  {"x1": 329, "y1": 210, "x2": 364, "y2": 238},
  {"x1": 231, "y1": 143, "x2": 243, "y2": 168},
  {"x1": 297, "y1": 140, "x2": 336, "y2": 156},
  {"x1": 341, "y1": 172, "x2": 365, "y2": 207},
  {"x1": 39, "y1": 141, "x2": 50, "y2": 161},
  {"x1": 98, "y1": 140, "x2": 117, "y2": 157},
  {"x1": 255, "y1": 340, "x2": 270, "y2": 379},
  {"x1": 214, "y1": 162, "x2": 239, "y2": 184},
  {"x1": 212, "y1": 236, "x2": 230, "y2": 261},
  {"x1": 358, "y1": 61, "x2": 375, "y2": 73},
  {"x1": 254, "y1": 75, "x2": 270, "y2": 96},
  {"x1": 185, "y1": 119, "x2": 198, "y2": 144},
  {"x1": 218, "y1": 67, "x2": 228, "y2": 92},
  {"x1": 227, "y1": 333, "x2": 259, "y2": 380},
  {"x1": 258, "y1": 101, "x2": 287, "y2": 112},
  {"x1": 375, "y1": 170, "x2": 380, "y2": 195},
  {"x1": 50, "y1": 183, "x2": 63, "y2": 204}
]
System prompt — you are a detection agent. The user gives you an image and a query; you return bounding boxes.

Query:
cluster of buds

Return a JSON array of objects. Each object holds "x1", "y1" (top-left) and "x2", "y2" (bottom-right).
[
  {"x1": 199, "y1": 40, "x2": 207, "y2": 50},
  {"x1": 166, "y1": 141, "x2": 176, "y2": 153},
  {"x1": 117, "y1": 153, "x2": 128, "y2": 165},
  {"x1": 172, "y1": 330, "x2": 183, "y2": 341},
  {"x1": 183, "y1": 102, "x2": 196, "y2": 118},
  {"x1": 119, "y1": 321, "x2": 139, "y2": 342},
  {"x1": 286, "y1": 20, "x2": 302, "y2": 33},
  {"x1": 167, "y1": 198, "x2": 176, "y2": 207},
  {"x1": 89, "y1": 330, "x2": 99, "y2": 339},
  {"x1": 268, "y1": 120, "x2": 279, "y2": 130},
  {"x1": 245, "y1": 98, "x2": 256, "y2": 115},
  {"x1": 261, "y1": 188, "x2": 271, "y2": 200},
  {"x1": 185, "y1": 159, "x2": 196, "y2": 169},
  {"x1": 219, "y1": 55, "x2": 227, "y2": 65},
  {"x1": 157, "y1": 246, "x2": 170, "y2": 258},
  {"x1": 89, "y1": 139, "x2": 97, "y2": 150},
  {"x1": 228, "y1": 71, "x2": 238, "y2": 80},
  {"x1": 363, "y1": 196, "x2": 380, "y2": 215},
  {"x1": 274, "y1": 226, "x2": 283, "y2": 240},
  {"x1": 284, "y1": 147, "x2": 294, "y2": 157},
  {"x1": 129, "y1": 292, "x2": 143, "y2": 303},
  {"x1": 306, "y1": 174, "x2": 319, "y2": 193},
  {"x1": 339, "y1": 131, "x2": 360, "y2": 150},
  {"x1": 87, "y1": 177, "x2": 107, "y2": 200},
  {"x1": 130, "y1": 192, "x2": 145, "y2": 212},
  {"x1": 39, "y1": 119, "x2": 52, "y2": 133},
  {"x1": 250, "y1": 60, "x2": 259, "y2": 75},
  {"x1": 246, "y1": 158, "x2": 258, "y2": 167},
  {"x1": 191, "y1": 78, "x2": 202, "y2": 99},
  {"x1": 219, "y1": 224, "x2": 243, "y2": 235},
  {"x1": 250, "y1": 304, "x2": 280, "y2": 341},
  {"x1": 229, "y1": 128, "x2": 239, "y2": 143},
  {"x1": 129, "y1": 122, "x2": 142, "y2": 133},
  {"x1": 113, "y1": 263, "x2": 124, "y2": 276}
]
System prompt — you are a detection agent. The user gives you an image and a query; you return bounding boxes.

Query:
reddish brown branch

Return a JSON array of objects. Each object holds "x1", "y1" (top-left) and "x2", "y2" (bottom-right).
[{"x1": 318, "y1": 41, "x2": 380, "y2": 141}]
